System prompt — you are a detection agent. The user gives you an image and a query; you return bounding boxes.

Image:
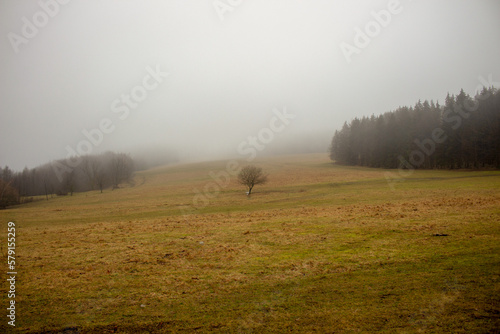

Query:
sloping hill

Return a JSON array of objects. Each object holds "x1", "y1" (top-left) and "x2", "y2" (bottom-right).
[{"x1": 1, "y1": 154, "x2": 499, "y2": 333}]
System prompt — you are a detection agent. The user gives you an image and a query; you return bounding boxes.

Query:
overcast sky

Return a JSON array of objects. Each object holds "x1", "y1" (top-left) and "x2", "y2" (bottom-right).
[{"x1": 1, "y1": 0, "x2": 499, "y2": 170}]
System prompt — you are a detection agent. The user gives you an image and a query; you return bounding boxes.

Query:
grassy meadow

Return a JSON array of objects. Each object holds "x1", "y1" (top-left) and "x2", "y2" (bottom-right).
[{"x1": 1, "y1": 153, "x2": 499, "y2": 333}]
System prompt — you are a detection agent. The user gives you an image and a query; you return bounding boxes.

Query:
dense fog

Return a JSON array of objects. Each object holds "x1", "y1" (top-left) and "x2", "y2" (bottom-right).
[{"x1": 1, "y1": 0, "x2": 499, "y2": 170}]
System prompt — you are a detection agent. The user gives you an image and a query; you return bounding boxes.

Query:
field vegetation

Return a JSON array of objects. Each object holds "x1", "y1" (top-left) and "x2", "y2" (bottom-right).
[{"x1": 1, "y1": 154, "x2": 499, "y2": 333}]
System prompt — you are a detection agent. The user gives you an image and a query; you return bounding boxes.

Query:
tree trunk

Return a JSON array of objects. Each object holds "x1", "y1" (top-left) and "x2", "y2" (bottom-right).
[{"x1": 44, "y1": 181, "x2": 49, "y2": 201}]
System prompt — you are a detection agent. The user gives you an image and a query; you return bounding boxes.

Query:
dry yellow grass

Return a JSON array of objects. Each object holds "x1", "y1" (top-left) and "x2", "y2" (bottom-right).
[{"x1": 0, "y1": 153, "x2": 499, "y2": 333}]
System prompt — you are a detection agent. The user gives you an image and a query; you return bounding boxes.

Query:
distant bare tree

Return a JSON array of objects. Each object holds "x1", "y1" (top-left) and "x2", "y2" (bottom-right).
[
  {"x1": 95, "y1": 167, "x2": 107, "y2": 194},
  {"x1": 237, "y1": 165, "x2": 268, "y2": 196},
  {"x1": 0, "y1": 179, "x2": 19, "y2": 209},
  {"x1": 1, "y1": 166, "x2": 13, "y2": 182},
  {"x1": 80, "y1": 155, "x2": 101, "y2": 190},
  {"x1": 41, "y1": 170, "x2": 51, "y2": 200},
  {"x1": 19, "y1": 167, "x2": 30, "y2": 196},
  {"x1": 61, "y1": 169, "x2": 76, "y2": 196},
  {"x1": 80, "y1": 154, "x2": 114, "y2": 193},
  {"x1": 108, "y1": 152, "x2": 134, "y2": 189}
]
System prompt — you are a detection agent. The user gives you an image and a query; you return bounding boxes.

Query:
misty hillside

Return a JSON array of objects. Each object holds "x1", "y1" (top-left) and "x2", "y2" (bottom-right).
[
  {"x1": 1, "y1": 1, "x2": 500, "y2": 332},
  {"x1": 2, "y1": 2, "x2": 499, "y2": 172},
  {"x1": 2, "y1": 87, "x2": 499, "y2": 209}
]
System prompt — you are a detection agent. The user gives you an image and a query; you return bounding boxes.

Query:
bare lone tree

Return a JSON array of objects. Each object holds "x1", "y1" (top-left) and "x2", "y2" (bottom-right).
[{"x1": 237, "y1": 165, "x2": 268, "y2": 196}]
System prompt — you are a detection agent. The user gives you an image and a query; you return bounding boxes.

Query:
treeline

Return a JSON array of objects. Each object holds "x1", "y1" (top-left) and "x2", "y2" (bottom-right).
[
  {"x1": 0, "y1": 152, "x2": 134, "y2": 208},
  {"x1": 330, "y1": 87, "x2": 500, "y2": 169}
]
